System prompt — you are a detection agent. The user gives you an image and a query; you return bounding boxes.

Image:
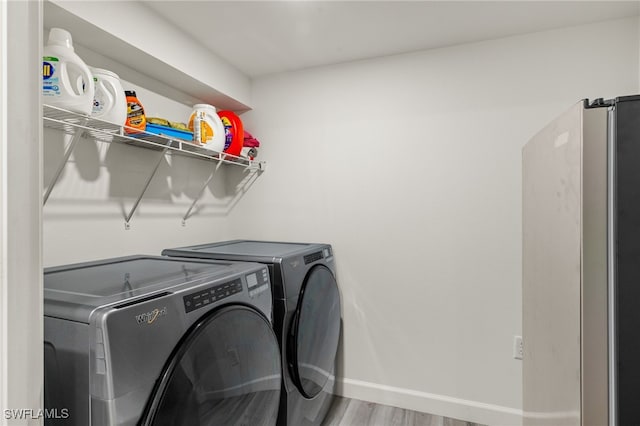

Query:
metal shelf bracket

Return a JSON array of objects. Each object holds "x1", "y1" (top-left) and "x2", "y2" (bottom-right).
[
  {"x1": 124, "y1": 147, "x2": 169, "y2": 229},
  {"x1": 181, "y1": 160, "x2": 225, "y2": 226},
  {"x1": 43, "y1": 118, "x2": 89, "y2": 205}
]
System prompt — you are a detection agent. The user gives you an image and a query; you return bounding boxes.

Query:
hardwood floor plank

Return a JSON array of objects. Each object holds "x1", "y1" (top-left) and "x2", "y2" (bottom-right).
[
  {"x1": 322, "y1": 397, "x2": 352, "y2": 426},
  {"x1": 370, "y1": 403, "x2": 403, "y2": 426},
  {"x1": 443, "y1": 417, "x2": 472, "y2": 426},
  {"x1": 341, "y1": 399, "x2": 377, "y2": 425},
  {"x1": 321, "y1": 397, "x2": 486, "y2": 426},
  {"x1": 405, "y1": 409, "x2": 444, "y2": 426}
]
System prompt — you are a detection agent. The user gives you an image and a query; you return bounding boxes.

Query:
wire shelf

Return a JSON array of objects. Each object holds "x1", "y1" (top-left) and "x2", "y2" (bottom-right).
[
  {"x1": 43, "y1": 104, "x2": 264, "y2": 170},
  {"x1": 43, "y1": 104, "x2": 265, "y2": 227}
]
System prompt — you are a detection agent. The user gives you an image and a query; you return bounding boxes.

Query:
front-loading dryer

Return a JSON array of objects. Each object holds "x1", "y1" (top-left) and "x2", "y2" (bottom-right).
[
  {"x1": 162, "y1": 241, "x2": 342, "y2": 426},
  {"x1": 44, "y1": 255, "x2": 281, "y2": 426}
]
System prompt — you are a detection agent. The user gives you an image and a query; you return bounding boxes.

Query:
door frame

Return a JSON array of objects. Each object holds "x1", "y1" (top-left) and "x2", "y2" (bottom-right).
[{"x1": 0, "y1": 0, "x2": 43, "y2": 423}]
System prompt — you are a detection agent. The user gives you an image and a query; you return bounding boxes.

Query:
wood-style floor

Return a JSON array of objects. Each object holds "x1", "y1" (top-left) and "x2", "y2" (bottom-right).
[{"x1": 321, "y1": 397, "x2": 486, "y2": 426}]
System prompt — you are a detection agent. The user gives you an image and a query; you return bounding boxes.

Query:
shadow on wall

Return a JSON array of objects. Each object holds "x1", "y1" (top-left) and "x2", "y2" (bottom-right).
[{"x1": 43, "y1": 128, "x2": 261, "y2": 220}]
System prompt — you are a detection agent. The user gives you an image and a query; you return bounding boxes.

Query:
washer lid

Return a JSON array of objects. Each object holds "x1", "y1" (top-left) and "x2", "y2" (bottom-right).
[
  {"x1": 163, "y1": 240, "x2": 330, "y2": 263},
  {"x1": 44, "y1": 256, "x2": 236, "y2": 323}
]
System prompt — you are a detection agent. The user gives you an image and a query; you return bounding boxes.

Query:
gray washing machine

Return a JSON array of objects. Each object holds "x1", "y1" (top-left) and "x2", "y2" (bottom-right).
[
  {"x1": 162, "y1": 241, "x2": 342, "y2": 426},
  {"x1": 44, "y1": 255, "x2": 281, "y2": 426}
]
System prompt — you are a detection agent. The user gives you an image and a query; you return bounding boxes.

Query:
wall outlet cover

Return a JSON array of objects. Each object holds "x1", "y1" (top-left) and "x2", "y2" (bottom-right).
[{"x1": 513, "y1": 335, "x2": 523, "y2": 360}]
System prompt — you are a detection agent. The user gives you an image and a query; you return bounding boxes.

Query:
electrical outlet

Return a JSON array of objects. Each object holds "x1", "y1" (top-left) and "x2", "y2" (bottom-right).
[{"x1": 513, "y1": 336, "x2": 523, "y2": 360}]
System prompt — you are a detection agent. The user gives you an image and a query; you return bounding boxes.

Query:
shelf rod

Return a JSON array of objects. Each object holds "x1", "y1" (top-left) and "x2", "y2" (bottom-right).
[
  {"x1": 181, "y1": 160, "x2": 225, "y2": 225},
  {"x1": 43, "y1": 119, "x2": 88, "y2": 206},
  {"x1": 124, "y1": 147, "x2": 169, "y2": 229}
]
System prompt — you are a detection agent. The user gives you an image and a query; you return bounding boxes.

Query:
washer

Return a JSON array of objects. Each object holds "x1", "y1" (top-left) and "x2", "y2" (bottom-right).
[
  {"x1": 44, "y1": 255, "x2": 281, "y2": 426},
  {"x1": 162, "y1": 240, "x2": 342, "y2": 426}
]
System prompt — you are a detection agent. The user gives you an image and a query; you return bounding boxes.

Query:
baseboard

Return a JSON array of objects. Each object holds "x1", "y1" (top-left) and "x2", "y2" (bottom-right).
[{"x1": 335, "y1": 378, "x2": 523, "y2": 426}]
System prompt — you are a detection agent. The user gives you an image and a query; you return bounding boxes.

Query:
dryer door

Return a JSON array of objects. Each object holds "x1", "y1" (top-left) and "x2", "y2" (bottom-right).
[
  {"x1": 139, "y1": 305, "x2": 281, "y2": 426},
  {"x1": 287, "y1": 265, "x2": 341, "y2": 399}
]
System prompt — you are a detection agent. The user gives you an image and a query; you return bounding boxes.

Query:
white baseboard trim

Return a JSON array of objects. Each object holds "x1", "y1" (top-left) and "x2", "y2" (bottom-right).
[{"x1": 335, "y1": 378, "x2": 523, "y2": 426}]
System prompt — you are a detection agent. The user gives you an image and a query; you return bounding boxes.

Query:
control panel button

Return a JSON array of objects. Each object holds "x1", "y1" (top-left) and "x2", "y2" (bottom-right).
[{"x1": 184, "y1": 278, "x2": 243, "y2": 313}]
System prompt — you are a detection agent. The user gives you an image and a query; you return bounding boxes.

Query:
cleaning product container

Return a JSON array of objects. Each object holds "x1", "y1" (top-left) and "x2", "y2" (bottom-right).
[
  {"x1": 124, "y1": 90, "x2": 146, "y2": 134},
  {"x1": 217, "y1": 110, "x2": 244, "y2": 156},
  {"x1": 188, "y1": 104, "x2": 226, "y2": 152},
  {"x1": 43, "y1": 28, "x2": 95, "y2": 115},
  {"x1": 90, "y1": 67, "x2": 127, "y2": 126}
]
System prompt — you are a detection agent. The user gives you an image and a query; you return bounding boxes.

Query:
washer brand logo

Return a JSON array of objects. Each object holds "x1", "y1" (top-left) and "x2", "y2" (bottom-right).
[{"x1": 136, "y1": 307, "x2": 167, "y2": 325}]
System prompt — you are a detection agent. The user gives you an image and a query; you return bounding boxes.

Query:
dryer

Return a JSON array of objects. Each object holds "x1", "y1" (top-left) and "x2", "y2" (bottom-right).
[
  {"x1": 162, "y1": 241, "x2": 342, "y2": 426},
  {"x1": 44, "y1": 255, "x2": 281, "y2": 426}
]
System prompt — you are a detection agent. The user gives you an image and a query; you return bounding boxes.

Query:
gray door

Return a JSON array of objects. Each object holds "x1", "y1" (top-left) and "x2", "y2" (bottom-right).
[
  {"x1": 139, "y1": 306, "x2": 281, "y2": 426},
  {"x1": 287, "y1": 265, "x2": 341, "y2": 399}
]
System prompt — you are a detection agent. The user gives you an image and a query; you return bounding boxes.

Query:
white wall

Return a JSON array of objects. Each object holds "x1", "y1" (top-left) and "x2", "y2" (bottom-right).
[{"x1": 230, "y1": 17, "x2": 639, "y2": 425}]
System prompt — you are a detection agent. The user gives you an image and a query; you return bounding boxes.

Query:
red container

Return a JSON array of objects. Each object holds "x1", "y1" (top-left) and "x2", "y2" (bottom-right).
[{"x1": 217, "y1": 110, "x2": 244, "y2": 156}]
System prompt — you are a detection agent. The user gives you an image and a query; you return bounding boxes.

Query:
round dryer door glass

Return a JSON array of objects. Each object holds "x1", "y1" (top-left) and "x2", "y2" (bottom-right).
[
  {"x1": 288, "y1": 265, "x2": 341, "y2": 399},
  {"x1": 140, "y1": 306, "x2": 281, "y2": 426}
]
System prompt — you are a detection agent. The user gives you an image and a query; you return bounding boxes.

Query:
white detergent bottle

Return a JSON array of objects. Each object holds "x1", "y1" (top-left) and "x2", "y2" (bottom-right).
[
  {"x1": 188, "y1": 104, "x2": 226, "y2": 152},
  {"x1": 90, "y1": 67, "x2": 127, "y2": 125},
  {"x1": 43, "y1": 28, "x2": 95, "y2": 115}
]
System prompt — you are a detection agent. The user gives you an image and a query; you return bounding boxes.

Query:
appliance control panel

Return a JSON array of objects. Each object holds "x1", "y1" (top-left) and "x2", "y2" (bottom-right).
[
  {"x1": 246, "y1": 267, "x2": 270, "y2": 297},
  {"x1": 183, "y1": 278, "x2": 243, "y2": 313}
]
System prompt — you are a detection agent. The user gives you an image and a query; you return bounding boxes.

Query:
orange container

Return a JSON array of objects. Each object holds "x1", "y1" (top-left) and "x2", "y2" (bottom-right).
[
  {"x1": 124, "y1": 90, "x2": 146, "y2": 134},
  {"x1": 217, "y1": 110, "x2": 244, "y2": 156}
]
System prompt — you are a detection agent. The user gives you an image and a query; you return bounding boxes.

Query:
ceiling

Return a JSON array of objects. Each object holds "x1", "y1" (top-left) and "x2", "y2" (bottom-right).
[{"x1": 142, "y1": 1, "x2": 640, "y2": 78}]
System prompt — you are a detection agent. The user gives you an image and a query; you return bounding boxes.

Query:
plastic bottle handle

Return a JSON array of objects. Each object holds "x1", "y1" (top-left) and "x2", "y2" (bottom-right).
[
  {"x1": 101, "y1": 78, "x2": 118, "y2": 108},
  {"x1": 65, "y1": 61, "x2": 94, "y2": 98},
  {"x1": 81, "y1": 65, "x2": 95, "y2": 97},
  {"x1": 57, "y1": 62, "x2": 75, "y2": 97},
  {"x1": 68, "y1": 63, "x2": 84, "y2": 96}
]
